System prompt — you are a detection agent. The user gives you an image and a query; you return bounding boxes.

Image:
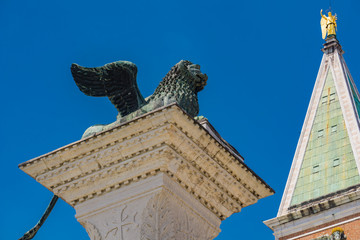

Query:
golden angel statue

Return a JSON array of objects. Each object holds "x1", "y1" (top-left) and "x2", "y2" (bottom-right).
[{"x1": 320, "y1": 9, "x2": 337, "y2": 39}]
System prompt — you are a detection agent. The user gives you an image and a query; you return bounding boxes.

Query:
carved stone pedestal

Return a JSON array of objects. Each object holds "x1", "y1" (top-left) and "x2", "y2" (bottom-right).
[
  {"x1": 77, "y1": 173, "x2": 220, "y2": 240},
  {"x1": 19, "y1": 104, "x2": 274, "y2": 240}
]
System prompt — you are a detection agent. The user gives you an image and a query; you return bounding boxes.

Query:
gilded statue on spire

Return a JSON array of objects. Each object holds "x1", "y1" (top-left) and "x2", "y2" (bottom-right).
[{"x1": 320, "y1": 9, "x2": 337, "y2": 39}]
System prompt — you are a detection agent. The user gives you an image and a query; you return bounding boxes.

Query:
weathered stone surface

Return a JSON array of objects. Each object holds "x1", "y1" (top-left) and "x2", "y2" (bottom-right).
[{"x1": 20, "y1": 104, "x2": 274, "y2": 240}]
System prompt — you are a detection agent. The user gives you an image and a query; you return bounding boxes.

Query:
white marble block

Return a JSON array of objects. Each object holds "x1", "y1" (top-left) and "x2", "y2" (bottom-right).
[{"x1": 19, "y1": 104, "x2": 273, "y2": 240}]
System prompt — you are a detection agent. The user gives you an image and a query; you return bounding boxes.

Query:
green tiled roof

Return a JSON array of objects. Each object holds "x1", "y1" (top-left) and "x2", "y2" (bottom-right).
[{"x1": 290, "y1": 70, "x2": 360, "y2": 206}]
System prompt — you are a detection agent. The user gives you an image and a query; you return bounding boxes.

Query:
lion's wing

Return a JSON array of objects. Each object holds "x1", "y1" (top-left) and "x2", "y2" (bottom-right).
[{"x1": 71, "y1": 61, "x2": 146, "y2": 116}]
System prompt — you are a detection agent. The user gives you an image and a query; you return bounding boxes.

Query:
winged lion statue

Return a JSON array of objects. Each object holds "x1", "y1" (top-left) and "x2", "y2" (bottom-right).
[{"x1": 71, "y1": 60, "x2": 208, "y2": 138}]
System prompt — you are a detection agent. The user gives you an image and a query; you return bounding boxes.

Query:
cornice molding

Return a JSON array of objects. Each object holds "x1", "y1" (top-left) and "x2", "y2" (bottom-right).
[{"x1": 20, "y1": 104, "x2": 273, "y2": 220}]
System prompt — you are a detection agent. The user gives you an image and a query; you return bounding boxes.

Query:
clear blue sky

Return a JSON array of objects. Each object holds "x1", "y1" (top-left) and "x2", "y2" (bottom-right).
[{"x1": 1, "y1": 0, "x2": 360, "y2": 239}]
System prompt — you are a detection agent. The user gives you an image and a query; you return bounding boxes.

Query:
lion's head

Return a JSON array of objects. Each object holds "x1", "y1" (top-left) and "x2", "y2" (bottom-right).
[
  {"x1": 175, "y1": 60, "x2": 208, "y2": 92},
  {"x1": 147, "y1": 60, "x2": 207, "y2": 117}
]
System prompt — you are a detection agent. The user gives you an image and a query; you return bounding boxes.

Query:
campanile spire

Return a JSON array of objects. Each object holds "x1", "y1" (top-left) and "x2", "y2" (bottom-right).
[{"x1": 264, "y1": 12, "x2": 360, "y2": 240}]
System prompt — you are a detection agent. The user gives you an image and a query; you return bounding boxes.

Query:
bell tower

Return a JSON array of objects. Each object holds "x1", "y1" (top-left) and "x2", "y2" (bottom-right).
[{"x1": 264, "y1": 12, "x2": 360, "y2": 240}]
